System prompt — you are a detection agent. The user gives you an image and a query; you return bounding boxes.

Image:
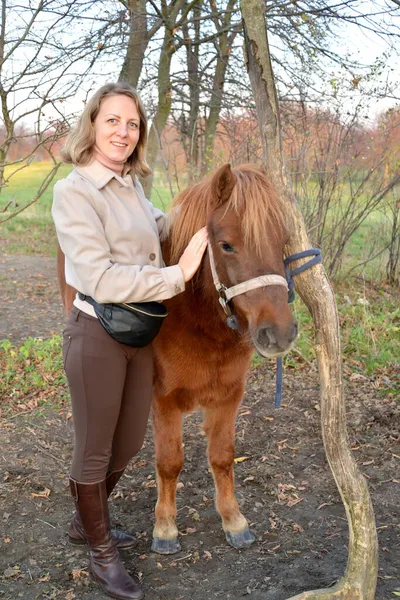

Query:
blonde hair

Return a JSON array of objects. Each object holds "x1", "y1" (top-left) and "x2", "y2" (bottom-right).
[{"x1": 61, "y1": 82, "x2": 151, "y2": 177}]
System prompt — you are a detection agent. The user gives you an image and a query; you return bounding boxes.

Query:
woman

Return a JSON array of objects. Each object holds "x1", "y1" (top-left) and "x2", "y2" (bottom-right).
[{"x1": 52, "y1": 82, "x2": 207, "y2": 600}]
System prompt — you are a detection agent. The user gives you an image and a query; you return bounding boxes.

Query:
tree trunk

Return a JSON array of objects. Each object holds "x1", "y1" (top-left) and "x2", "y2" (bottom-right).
[
  {"x1": 200, "y1": 38, "x2": 230, "y2": 176},
  {"x1": 142, "y1": 24, "x2": 175, "y2": 198},
  {"x1": 119, "y1": 0, "x2": 148, "y2": 87},
  {"x1": 182, "y1": 1, "x2": 202, "y2": 184},
  {"x1": 142, "y1": 0, "x2": 188, "y2": 198},
  {"x1": 240, "y1": 1, "x2": 378, "y2": 599},
  {"x1": 200, "y1": 0, "x2": 238, "y2": 177}
]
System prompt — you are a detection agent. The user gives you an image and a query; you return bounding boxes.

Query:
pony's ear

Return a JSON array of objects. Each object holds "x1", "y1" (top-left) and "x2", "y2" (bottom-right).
[{"x1": 211, "y1": 164, "x2": 236, "y2": 205}]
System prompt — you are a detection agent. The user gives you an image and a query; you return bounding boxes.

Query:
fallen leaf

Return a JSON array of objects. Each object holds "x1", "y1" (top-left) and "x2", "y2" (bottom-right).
[
  {"x1": 184, "y1": 527, "x2": 196, "y2": 535},
  {"x1": 234, "y1": 456, "x2": 250, "y2": 464},
  {"x1": 31, "y1": 487, "x2": 51, "y2": 499},
  {"x1": 287, "y1": 495, "x2": 303, "y2": 507},
  {"x1": 71, "y1": 569, "x2": 88, "y2": 581},
  {"x1": 143, "y1": 480, "x2": 156, "y2": 488},
  {"x1": 350, "y1": 373, "x2": 368, "y2": 381},
  {"x1": 4, "y1": 565, "x2": 21, "y2": 578}
]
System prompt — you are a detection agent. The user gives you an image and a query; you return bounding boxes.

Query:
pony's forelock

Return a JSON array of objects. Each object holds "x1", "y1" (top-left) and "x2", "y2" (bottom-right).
[{"x1": 169, "y1": 165, "x2": 286, "y2": 264}]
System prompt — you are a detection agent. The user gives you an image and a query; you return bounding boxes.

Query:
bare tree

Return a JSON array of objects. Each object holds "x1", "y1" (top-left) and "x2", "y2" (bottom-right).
[
  {"x1": 241, "y1": 1, "x2": 378, "y2": 599},
  {"x1": 169, "y1": 0, "x2": 241, "y2": 181},
  {"x1": 141, "y1": 0, "x2": 201, "y2": 197},
  {"x1": 200, "y1": 0, "x2": 240, "y2": 176},
  {"x1": 179, "y1": 0, "x2": 203, "y2": 183},
  {"x1": 386, "y1": 193, "x2": 400, "y2": 284},
  {"x1": 118, "y1": 0, "x2": 164, "y2": 87},
  {"x1": 283, "y1": 103, "x2": 400, "y2": 278},
  {"x1": 0, "y1": 0, "x2": 115, "y2": 222},
  {"x1": 2, "y1": 0, "x2": 399, "y2": 216}
]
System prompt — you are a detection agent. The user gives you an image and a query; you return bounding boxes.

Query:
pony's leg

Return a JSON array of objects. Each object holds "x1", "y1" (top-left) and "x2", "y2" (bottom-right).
[
  {"x1": 204, "y1": 404, "x2": 256, "y2": 549},
  {"x1": 151, "y1": 398, "x2": 183, "y2": 555}
]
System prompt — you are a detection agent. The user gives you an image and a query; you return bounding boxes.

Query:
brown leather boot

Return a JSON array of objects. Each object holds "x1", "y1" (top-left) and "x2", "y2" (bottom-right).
[
  {"x1": 69, "y1": 470, "x2": 136, "y2": 549},
  {"x1": 69, "y1": 478, "x2": 144, "y2": 600}
]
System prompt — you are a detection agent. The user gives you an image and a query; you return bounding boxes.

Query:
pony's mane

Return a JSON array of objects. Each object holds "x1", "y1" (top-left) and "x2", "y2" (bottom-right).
[{"x1": 169, "y1": 164, "x2": 286, "y2": 264}]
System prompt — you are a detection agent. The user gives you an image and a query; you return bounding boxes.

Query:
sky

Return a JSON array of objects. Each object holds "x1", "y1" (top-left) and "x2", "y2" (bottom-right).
[{"x1": 3, "y1": 1, "x2": 400, "y2": 132}]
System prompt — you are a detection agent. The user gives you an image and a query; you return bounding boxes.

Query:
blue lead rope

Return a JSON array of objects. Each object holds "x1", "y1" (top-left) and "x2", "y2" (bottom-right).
[
  {"x1": 274, "y1": 248, "x2": 322, "y2": 408},
  {"x1": 274, "y1": 356, "x2": 284, "y2": 408}
]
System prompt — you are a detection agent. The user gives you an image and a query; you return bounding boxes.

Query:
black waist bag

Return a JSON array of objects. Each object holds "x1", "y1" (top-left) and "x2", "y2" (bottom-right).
[{"x1": 78, "y1": 292, "x2": 168, "y2": 347}]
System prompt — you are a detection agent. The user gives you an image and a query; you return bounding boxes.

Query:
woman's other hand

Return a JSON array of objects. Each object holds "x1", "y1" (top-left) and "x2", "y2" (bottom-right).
[{"x1": 178, "y1": 227, "x2": 208, "y2": 282}]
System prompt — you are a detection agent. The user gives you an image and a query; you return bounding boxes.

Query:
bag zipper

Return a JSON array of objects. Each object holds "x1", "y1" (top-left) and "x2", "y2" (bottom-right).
[{"x1": 121, "y1": 303, "x2": 168, "y2": 318}]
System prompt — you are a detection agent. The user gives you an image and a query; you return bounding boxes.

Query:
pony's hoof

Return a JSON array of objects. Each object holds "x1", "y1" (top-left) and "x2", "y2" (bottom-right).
[
  {"x1": 151, "y1": 537, "x2": 181, "y2": 554},
  {"x1": 225, "y1": 528, "x2": 256, "y2": 548}
]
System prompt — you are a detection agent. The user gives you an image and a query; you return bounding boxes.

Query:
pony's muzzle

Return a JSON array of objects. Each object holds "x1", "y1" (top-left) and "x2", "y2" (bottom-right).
[{"x1": 254, "y1": 320, "x2": 298, "y2": 357}]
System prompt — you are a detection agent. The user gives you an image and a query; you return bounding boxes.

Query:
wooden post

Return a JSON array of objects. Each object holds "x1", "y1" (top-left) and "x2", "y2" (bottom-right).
[{"x1": 240, "y1": 1, "x2": 378, "y2": 598}]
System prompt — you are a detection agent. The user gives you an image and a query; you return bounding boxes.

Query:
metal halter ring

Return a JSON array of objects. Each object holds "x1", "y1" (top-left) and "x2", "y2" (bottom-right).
[{"x1": 217, "y1": 286, "x2": 233, "y2": 317}]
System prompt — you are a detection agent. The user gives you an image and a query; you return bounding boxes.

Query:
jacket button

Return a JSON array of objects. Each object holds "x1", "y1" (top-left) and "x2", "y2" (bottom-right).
[{"x1": 149, "y1": 253, "x2": 156, "y2": 261}]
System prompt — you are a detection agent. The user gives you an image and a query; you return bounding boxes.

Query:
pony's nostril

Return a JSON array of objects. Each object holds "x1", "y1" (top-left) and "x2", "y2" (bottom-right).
[
  {"x1": 256, "y1": 322, "x2": 297, "y2": 350},
  {"x1": 256, "y1": 327, "x2": 268, "y2": 347},
  {"x1": 257, "y1": 327, "x2": 275, "y2": 348}
]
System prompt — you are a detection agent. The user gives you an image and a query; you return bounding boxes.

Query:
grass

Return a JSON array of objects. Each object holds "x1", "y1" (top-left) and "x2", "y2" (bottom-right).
[
  {"x1": 250, "y1": 282, "x2": 399, "y2": 398},
  {"x1": 290, "y1": 283, "x2": 399, "y2": 379},
  {"x1": 0, "y1": 163, "x2": 71, "y2": 255},
  {"x1": 0, "y1": 162, "x2": 172, "y2": 256},
  {"x1": 296, "y1": 176, "x2": 397, "y2": 281},
  {"x1": 1, "y1": 280, "x2": 398, "y2": 416},
  {"x1": 342, "y1": 211, "x2": 390, "y2": 279},
  {"x1": 0, "y1": 162, "x2": 398, "y2": 414},
  {"x1": 0, "y1": 337, "x2": 68, "y2": 416}
]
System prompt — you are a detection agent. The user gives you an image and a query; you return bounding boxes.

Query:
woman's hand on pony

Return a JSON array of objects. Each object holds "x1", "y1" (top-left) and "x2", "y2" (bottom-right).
[{"x1": 178, "y1": 227, "x2": 208, "y2": 282}]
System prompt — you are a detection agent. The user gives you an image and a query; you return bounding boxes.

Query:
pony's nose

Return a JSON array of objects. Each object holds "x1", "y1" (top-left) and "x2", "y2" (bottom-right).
[
  {"x1": 288, "y1": 321, "x2": 298, "y2": 342},
  {"x1": 256, "y1": 321, "x2": 298, "y2": 350}
]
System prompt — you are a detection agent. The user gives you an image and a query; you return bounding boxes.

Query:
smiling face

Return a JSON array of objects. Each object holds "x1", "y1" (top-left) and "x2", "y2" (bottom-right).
[{"x1": 92, "y1": 94, "x2": 141, "y2": 173}]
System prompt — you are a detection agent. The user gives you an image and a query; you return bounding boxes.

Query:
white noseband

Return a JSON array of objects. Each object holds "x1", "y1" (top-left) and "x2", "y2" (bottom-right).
[{"x1": 207, "y1": 242, "x2": 288, "y2": 317}]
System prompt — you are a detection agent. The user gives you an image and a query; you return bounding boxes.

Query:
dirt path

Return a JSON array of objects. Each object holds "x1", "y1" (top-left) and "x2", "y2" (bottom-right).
[
  {"x1": 1, "y1": 367, "x2": 399, "y2": 600},
  {"x1": 0, "y1": 255, "x2": 399, "y2": 599},
  {"x1": 0, "y1": 254, "x2": 65, "y2": 343}
]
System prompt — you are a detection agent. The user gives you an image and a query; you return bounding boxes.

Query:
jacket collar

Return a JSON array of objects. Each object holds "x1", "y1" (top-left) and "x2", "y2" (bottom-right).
[{"x1": 75, "y1": 159, "x2": 134, "y2": 190}]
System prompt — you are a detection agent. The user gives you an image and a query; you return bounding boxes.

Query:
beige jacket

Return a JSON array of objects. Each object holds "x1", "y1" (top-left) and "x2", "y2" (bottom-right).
[{"x1": 52, "y1": 160, "x2": 185, "y2": 317}]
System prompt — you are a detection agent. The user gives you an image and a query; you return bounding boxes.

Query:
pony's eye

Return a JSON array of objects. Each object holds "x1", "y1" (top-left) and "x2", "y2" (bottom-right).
[{"x1": 219, "y1": 241, "x2": 235, "y2": 253}]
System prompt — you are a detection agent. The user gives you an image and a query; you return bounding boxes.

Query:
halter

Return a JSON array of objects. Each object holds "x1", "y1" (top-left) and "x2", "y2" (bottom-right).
[
  {"x1": 207, "y1": 242, "x2": 322, "y2": 408},
  {"x1": 208, "y1": 242, "x2": 289, "y2": 330}
]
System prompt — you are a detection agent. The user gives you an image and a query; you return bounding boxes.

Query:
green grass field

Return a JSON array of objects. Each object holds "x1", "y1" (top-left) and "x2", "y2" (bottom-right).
[
  {"x1": 0, "y1": 162, "x2": 398, "y2": 412},
  {"x1": 0, "y1": 162, "x2": 174, "y2": 255},
  {"x1": 1, "y1": 162, "x2": 394, "y2": 280}
]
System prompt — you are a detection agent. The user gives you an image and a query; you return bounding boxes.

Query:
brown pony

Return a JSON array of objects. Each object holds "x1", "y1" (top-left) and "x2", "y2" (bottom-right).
[{"x1": 57, "y1": 164, "x2": 297, "y2": 554}]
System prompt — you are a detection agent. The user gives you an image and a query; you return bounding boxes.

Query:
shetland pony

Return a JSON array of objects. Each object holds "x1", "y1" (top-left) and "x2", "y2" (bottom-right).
[{"x1": 57, "y1": 164, "x2": 297, "y2": 554}]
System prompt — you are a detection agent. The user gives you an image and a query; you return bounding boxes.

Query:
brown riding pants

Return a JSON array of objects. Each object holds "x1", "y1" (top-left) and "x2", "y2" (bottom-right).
[{"x1": 63, "y1": 306, "x2": 153, "y2": 482}]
